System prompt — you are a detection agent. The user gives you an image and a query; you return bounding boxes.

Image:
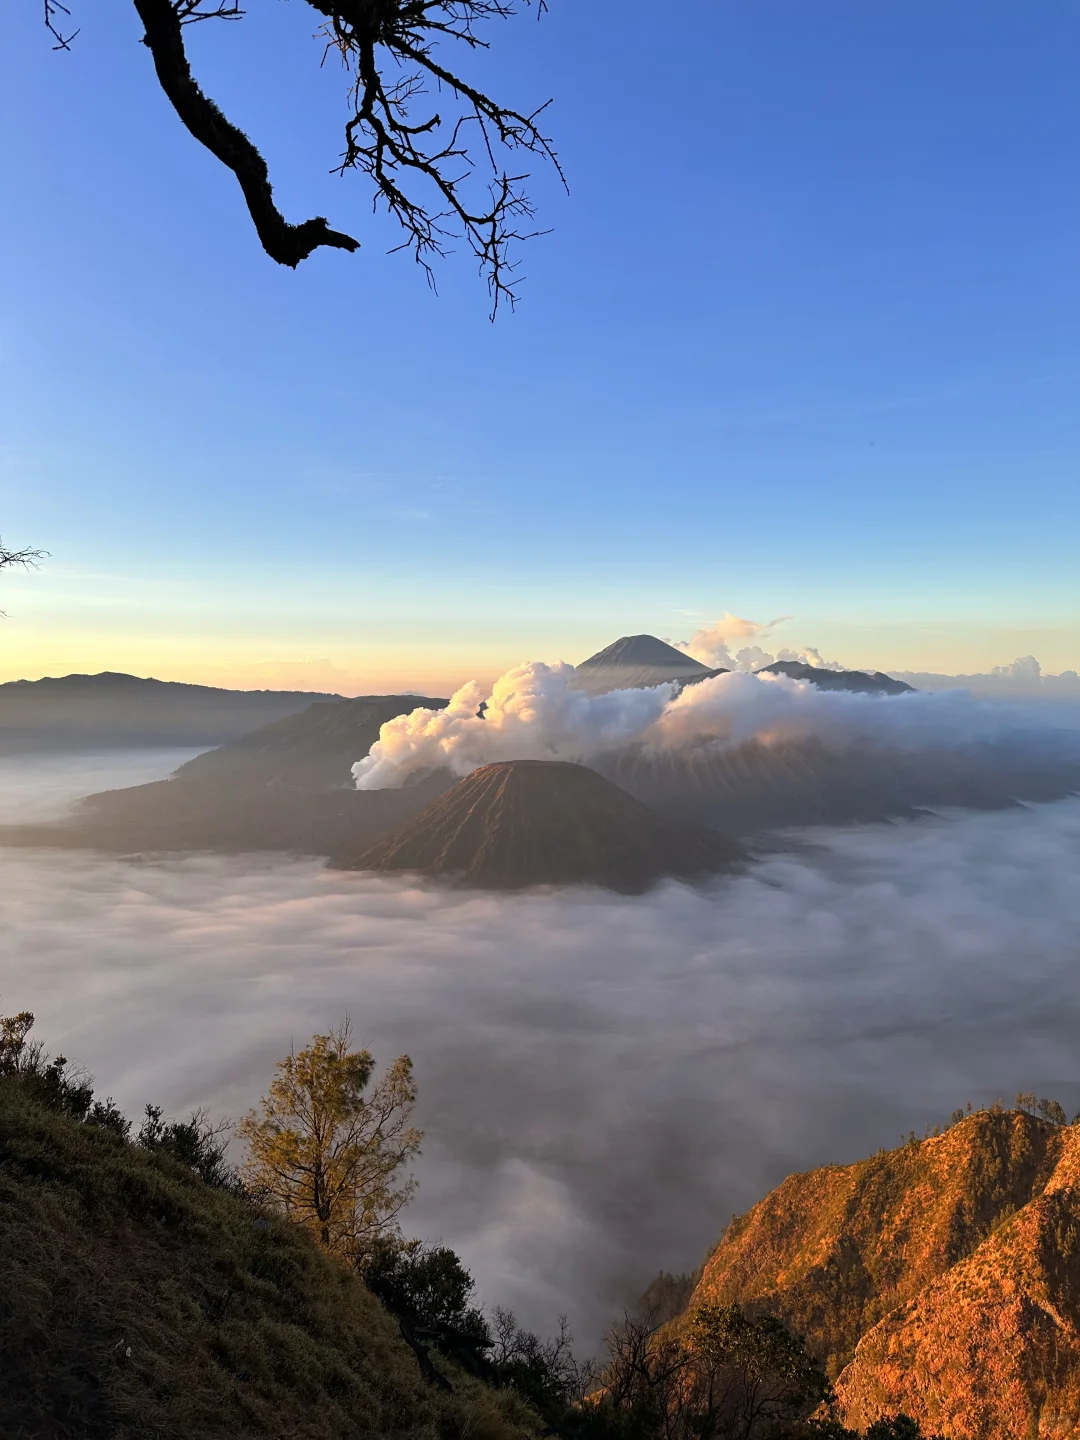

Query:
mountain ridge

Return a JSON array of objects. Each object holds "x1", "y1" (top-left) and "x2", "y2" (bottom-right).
[
  {"x1": 683, "y1": 1107, "x2": 1080, "y2": 1436},
  {"x1": 0, "y1": 671, "x2": 342, "y2": 753},
  {"x1": 757, "y1": 661, "x2": 914, "y2": 696}
]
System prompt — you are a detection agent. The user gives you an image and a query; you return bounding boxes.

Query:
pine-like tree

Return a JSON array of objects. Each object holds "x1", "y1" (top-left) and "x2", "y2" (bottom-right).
[{"x1": 239, "y1": 1020, "x2": 421, "y2": 1259}]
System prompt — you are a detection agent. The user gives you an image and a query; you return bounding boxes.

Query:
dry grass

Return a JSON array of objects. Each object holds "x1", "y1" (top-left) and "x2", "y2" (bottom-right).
[{"x1": 0, "y1": 1082, "x2": 541, "y2": 1440}]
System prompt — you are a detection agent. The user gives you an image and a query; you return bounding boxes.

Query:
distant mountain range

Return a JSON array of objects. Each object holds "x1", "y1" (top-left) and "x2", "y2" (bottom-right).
[
  {"x1": 682, "y1": 1105, "x2": 1080, "y2": 1436},
  {"x1": 5, "y1": 636, "x2": 1079, "y2": 885},
  {"x1": 348, "y1": 760, "x2": 739, "y2": 892},
  {"x1": 0, "y1": 672, "x2": 340, "y2": 753},
  {"x1": 756, "y1": 660, "x2": 913, "y2": 695},
  {"x1": 6, "y1": 695, "x2": 451, "y2": 860},
  {"x1": 569, "y1": 635, "x2": 914, "y2": 697},
  {"x1": 0, "y1": 645, "x2": 911, "y2": 757}
]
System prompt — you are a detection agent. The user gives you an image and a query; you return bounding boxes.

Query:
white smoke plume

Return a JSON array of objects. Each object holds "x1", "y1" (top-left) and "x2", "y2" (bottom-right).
[
  {"x1": 352, "y1": 661, "x2": 672, "y2": 788},
  {"x1": 776, "y1": 645, "x2": 846, "y2": 672},
  {"x1": 353, "y1": 662, "x2": 1080, "y2": 791},
  {"x1": 670, "y1": 614, "x2": 846, "y2": 673},
  {"x1": 673, "y1": 612, "x2": 803, "y2": 671}
]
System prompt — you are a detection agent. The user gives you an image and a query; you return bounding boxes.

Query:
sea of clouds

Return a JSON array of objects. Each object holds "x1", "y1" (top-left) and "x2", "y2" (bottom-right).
[{"x1": 2, "y1": 752, "x2": 1080, "y2": 1348}]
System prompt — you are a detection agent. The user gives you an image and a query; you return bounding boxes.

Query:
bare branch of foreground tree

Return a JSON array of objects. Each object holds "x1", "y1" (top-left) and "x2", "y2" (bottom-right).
[
  {"x1": 132, "y1": 0, "x2": 363, "y2": 267},
  {"x1": 49, "y1": 1, "x2": 563, "y2": 308},
  {"x1": 43, "y1": 0, "x2": 79, "y2": 50},
  {"x1": 0, "y1": 539, "x2": 47, "y2": 618},
  {"x1": 317, "y1": 0, "x2": 565, "y2": 310},
  {"x1": 0, "y1": 540, "x2": 47, "y2": 571}
]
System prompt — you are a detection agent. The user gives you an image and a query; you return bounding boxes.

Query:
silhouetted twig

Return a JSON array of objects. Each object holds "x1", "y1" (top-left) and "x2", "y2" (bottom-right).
[
  {"x1": 43, "y1": 0, "x2": 79, "y2": 49},
  {"x1": 46, "y1": 1, "x2": 561, "y2": 305}
]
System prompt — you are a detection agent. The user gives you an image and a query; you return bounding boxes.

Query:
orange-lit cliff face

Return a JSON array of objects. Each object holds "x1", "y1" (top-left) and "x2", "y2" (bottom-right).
[{"x1": 686, "y1": 1110, "x2": 1080, "y2": 1438}]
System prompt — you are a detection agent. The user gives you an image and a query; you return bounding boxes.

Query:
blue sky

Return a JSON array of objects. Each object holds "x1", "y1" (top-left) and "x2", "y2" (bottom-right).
[{"x1": 2, "y1": 0, "x2": 1078, "y2": 692}]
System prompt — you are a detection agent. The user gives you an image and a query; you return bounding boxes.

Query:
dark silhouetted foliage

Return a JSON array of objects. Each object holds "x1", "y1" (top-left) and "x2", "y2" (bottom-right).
[
  {"x1": 136, "y1": 1102, "x2": 238, "y2": 1189},
  {"x1": 580, "y1": 1303, "x2": 830, "y2": 1440},
  {"x1": 488, "y1": 1307, "x2": 588, "y2": 1424},
  {"x1": 0, "y1": 1010, "x2": 128, "y2": 1134},
  {"x1": 361, "y1": 1236, "x2": 489, "y2": 1339}
]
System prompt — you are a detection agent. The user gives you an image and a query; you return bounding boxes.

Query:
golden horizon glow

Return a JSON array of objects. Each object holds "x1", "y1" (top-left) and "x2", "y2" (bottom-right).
[{"x1": 2, "y1": 619, "x2": 1079, "y2": 697}]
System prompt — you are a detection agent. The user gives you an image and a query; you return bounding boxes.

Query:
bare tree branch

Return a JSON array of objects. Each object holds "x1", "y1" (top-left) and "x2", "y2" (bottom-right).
[
  {"x1": 0, "y1": 541, "x2": 47, "y2": 572},
  {"x1": 43, "y1": 0, "x2": 79, "y2": 50},
  {"x1": 46, "y1": 1, "x2": 560, "y2": 306},
  {"x1": 315, "y1": 0, "x2": 566, "y2": 312},
  {"x1": 0, "y1": 540, "x2": 47, "y2": 620},
  {"x1": 132, "y1": 0, "x2": 362, "y2": 266}
]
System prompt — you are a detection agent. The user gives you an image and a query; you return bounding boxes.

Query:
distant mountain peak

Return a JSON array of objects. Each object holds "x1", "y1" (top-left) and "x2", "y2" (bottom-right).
[
  {"x1": 571, "y1": 634, "x2": 723, "y2": 696},
  {"x1": 578, "y1": 634, "x2": 712, "y2": 673}
]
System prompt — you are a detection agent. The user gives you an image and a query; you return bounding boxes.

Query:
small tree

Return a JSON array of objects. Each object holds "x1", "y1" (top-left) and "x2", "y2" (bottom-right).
[
  {"x1": 1036, "y1": 1098, "x2": 1068, "y2": 1127},
  {"x1": 584, "y1": 1303, "x2": 831, "y2": 1440},
  {"x1": 361, "y1": 1237, "x2": 489, "y2": 1342},
  {"x1": 238, "y1": 1019, "x2": 421, "y2": 1259},
  {"x1": 137, "y1": 1102, "x2": 236, "y2": 1188},
  {"x1": 691, "y1": 1303, "x2": 832, "y2": 1439}
]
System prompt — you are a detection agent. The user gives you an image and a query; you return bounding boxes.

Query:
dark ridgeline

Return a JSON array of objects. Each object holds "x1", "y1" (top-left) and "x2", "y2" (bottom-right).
[
  {"x1": 0, "y1": 672, "x2": 342, "y2": 754},
  {"x1": 593, "y1": 733, "x2": 1080, "y2": 831},
  {"x1": 2, "y1": 694, "x2": 452, "y2": 858},
  {"x1": 347, "y1": 760, "x2": 739, "y2": 892},
  {"x1": 756, "y1": 660, "x2": 914, "y2": 695},
  {"x1": 170, "y1": 694, "x2": 449, "y2": 791}
]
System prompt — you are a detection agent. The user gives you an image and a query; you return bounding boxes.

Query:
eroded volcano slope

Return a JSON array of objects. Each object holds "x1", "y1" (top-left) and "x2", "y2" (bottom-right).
[{"x1": 348, "y1": 759, "x2": 739, "y2": 891}]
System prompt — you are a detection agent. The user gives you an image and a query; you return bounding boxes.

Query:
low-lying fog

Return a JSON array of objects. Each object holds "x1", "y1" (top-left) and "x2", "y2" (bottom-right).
[
  {"x1": 0, "y1": 749, "x2": 205, "y2": 824},
  {"x1": 2, "y1": 750, "x2": 1079, "y2": 1348}
]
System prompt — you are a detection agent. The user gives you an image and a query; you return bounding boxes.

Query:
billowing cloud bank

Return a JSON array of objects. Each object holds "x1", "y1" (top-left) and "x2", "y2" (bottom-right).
[
  {"x1": 893, "y1": 656, "x2": 1080, "y2": 699},
  {"x1": 353, "y1": 661, "x2": 1080, "y2": 791},
  {"x1": 671, "y1": 613, "x2": 1080, "y2": 695},
  {"x1": 3, "y1": 796, "x2": 1080, "y2": 1347},
  {"x1": 673, "y1": 612, "x2": 844, "y2": 673}
]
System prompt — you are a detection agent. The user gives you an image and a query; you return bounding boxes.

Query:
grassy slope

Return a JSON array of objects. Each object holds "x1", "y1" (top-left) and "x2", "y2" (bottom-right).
[{"x1": 0, "y1": 1084, "x2": 539, "y2": 1440}]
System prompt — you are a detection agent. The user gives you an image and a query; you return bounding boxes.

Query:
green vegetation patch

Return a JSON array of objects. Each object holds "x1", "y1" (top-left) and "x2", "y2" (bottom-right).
[{"x1": 0, "y1": 1081, "x2": 538, "y2": 1440}]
